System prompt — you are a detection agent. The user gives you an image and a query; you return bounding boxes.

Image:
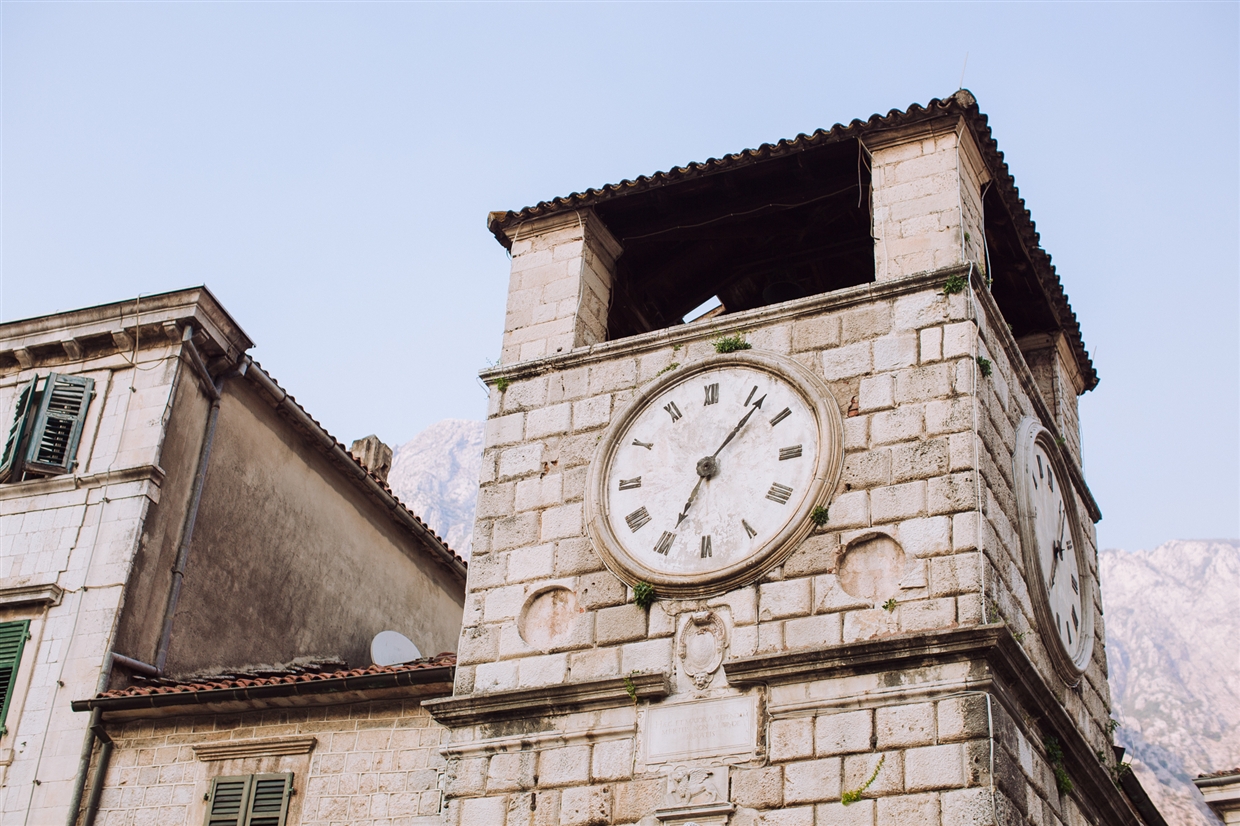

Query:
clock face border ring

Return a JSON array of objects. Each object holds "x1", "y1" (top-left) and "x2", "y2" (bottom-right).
[
  {"x1": 1013, "y1": 416, "x2": 1096, "y2": 682},
  {"x1": 584, "y1": 350, "x2": 845, "y2": 599}
]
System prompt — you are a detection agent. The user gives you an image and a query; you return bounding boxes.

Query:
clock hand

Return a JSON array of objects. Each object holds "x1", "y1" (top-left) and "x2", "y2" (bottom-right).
[
  {"x1": 711, "y1": 394, "x2": 766, "y2": 458},
  {"x1": 676, "y1": 394, "x2": 767, "y2": 525}
]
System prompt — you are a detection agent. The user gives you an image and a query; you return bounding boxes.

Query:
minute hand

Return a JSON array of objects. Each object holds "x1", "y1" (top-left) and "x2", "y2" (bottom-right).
[{"x1": 711, "y1": 394, "x2": 766, "y2": 458}]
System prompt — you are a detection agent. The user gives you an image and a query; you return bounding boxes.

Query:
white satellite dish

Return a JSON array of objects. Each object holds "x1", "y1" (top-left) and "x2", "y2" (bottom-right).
[{"x1": 370, "y1": 630, "x2": 422, "y2": 666}]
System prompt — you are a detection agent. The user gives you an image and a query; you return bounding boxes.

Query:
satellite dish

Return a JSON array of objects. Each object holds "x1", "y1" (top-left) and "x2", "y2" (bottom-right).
[{"x1": 370, "y1": 630, "x2": 422, "y2": 666}]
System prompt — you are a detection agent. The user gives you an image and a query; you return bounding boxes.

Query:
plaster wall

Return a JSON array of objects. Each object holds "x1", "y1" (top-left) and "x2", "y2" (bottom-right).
[
  {"x1": 163, "y1": 376, "x2": 465, "y2": 678},
  {"x1": 0, "y1": 347, "x2": 179, "y2": 823}
]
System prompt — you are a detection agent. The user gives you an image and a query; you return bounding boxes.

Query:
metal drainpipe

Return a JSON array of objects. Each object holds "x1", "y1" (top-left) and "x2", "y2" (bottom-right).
[
  {"x1": 79, "y1": 711, "x2": 114, "y2": 826},
  {"x1": 67, "y1": 328, "x2": 232, "y2": 826}
]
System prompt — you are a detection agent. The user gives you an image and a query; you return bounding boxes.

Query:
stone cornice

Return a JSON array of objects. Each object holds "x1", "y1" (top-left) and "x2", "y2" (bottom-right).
[
  {"x1": 423, "y1": 672, "x2": 670, "y2": 728},
  {"x1": 0, "y1": 582, "x2": 64, "y2": 609},
  {"x1": 0, "y1": 286, "x2": 252, "y2": 374},
  {"x1": 725, "y1": 625, "x2": 1144, "y2": 826},
  {"x1": 192, "y1": 736, "x2": 317, "y2": 762},
  {"x1": 0, "y1": 464, "x2": 164, "y2": 506},
  {"x1": 439, "y1": 724, "x2": 635, "y2": 759}
]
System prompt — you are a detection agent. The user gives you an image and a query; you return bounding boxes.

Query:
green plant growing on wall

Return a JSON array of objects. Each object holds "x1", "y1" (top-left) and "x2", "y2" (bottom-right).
[
  {"x1": 976, "y1": 356, "x2": 993, "y2": 378},
  {"x1": 633, "y1": 581, "x2": 656, "y2": 610},
  {"x1": 656, "y1": 362, "x2": 681, "y2": 377},
  {"x1": 882, "y1": 597, "x2": 898, "y2": 612},
  {"x1": 1044, "y1": 736, "x2": 1073, "y2": 794},
  {"x1": 713, "y1": 334, "x2": 752, "y2": 353},
  {"x1": 942, "y1": 274, "x2": 968, "y2": 295},
  {"x1": 494, "y1": 376, "x2": 511, "y2": 393},
  {"x1": 842, "y1": 755, "x2": 885, "y2": 805},
  {"x1": 624, "y1": 672, "x2": 639, "y2": 705},
  {"x1": 810, "y1": 506, "x2": 829, "y2": 526},
  {"x1": 1055, "y1": 435, "x2": 1068, "y2": 448}
]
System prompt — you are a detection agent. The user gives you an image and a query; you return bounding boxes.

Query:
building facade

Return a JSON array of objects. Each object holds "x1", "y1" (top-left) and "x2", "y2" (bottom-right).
[{"x1": 0, "y1": 289, "x2": 465, "y2": 825}]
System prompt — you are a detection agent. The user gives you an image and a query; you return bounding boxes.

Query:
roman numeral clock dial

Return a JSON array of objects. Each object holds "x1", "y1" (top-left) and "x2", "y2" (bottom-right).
[
  {"x1": 1014, "y1": 417, "x2": 1095, "y2": 682},
  {"x1": 585, "y1": 352, "x2": 844, "y2": 598}
]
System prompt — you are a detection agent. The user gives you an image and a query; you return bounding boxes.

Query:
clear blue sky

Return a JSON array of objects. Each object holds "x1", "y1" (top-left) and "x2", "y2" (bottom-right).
[{"x1": 3, "y1": 2, "x2": 1236, "y2": 552}]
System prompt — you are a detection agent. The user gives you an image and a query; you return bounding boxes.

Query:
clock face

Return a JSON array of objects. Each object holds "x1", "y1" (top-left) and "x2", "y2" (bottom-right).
[
  {"x1": 586, "y1": 352, "x2": 843, "y2": 597},
  {"x1": 1015, "y1": 418, "x2": 1094, "y2": 679}
]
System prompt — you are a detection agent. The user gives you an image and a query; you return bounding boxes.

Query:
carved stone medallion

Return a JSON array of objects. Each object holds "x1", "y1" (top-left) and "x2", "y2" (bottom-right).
[{"x1": 678, "y1": 611, "x2": 726, "y2": 689}]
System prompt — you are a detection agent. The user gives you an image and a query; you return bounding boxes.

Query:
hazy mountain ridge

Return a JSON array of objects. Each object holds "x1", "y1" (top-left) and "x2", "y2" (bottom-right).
[
  {"x1": 388, "y1": 421, "x2": 1237, "y2": 824},
  {"x1": 1101, "y1": 539, "x2": 1240, "y2": 826},
  {"x1": 387, "y1": 419, "x2": 484, "y2": 556}
]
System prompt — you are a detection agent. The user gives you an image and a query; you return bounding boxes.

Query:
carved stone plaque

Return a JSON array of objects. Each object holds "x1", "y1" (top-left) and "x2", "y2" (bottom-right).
[{"x1": 643, "y1": 695, "x2": 758, "y2": 764}]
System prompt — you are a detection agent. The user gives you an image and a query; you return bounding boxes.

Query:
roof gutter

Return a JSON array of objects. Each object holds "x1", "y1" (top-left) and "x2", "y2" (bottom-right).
[
  {"x1": 241, "y1": 358, "x2": 467, "y2": 581},
  {"x1": 71, "y1": 665, "x2": 455, "y2": 715}
]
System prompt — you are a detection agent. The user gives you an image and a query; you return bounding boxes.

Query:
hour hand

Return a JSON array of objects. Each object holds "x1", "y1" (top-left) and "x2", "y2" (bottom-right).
[{"x1": 676, "y1": 476, "x2": 705, "y2": 526}]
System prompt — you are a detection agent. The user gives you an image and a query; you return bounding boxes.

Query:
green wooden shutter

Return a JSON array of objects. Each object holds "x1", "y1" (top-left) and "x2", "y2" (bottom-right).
[
  {"x1": 0, "y1": 620, "x2": 31, "y2": 736},
  {"x1": 0, "y1": 376, "x2": 38, "y2": 483},
  {"x1": 23, "y1": 373, "x2": 95, "y2": 476},
  {"x1": 205, "y1": 776, "x2": 251, "y2": 826},
  {"x1": 245, "y1": 774, "x2": 293, "y2": 826}
]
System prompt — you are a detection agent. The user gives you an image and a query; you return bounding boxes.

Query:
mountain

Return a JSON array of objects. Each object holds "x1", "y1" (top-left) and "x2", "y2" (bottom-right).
[
  {"x1": 1101, "y1": 539, "x2": 1240, "y2": 826},
  {"x1": 387, "y1": 419, "x2": 484, "y2": 558}
]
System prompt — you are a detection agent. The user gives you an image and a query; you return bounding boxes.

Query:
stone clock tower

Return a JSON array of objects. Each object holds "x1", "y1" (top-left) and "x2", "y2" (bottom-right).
[{"x1": 426, "y1": 92, "x2": 1164, "y2": 826}]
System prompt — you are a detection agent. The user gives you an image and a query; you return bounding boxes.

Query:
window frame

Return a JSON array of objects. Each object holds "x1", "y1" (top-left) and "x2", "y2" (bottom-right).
[
  {"x1": 0, "y1": 620, "x2": 31, "y2": 736},
  {"x1": 204, "y1": 773, "x2": 294, "y2": 826}
]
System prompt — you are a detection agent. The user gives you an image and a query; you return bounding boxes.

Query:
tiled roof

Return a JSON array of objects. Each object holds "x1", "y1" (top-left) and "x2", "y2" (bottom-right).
[
  {"x1": 95, "y1": 653, "x2": 457, "y2": 700},
  {"x1": 1198, "y1": 768, "x2": 1240, "y2": 780},
  {"x1": 487, "y1": 90, "x2": 1097, "y2": 392},
  {"x1": 246, "y1": 360, "x2": 467, "y2": 572}
]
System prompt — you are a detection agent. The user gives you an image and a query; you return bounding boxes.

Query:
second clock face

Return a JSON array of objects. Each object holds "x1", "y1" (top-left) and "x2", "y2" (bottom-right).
[
  {"x1": 600, "y1": 361, "x2": 823, "y2": 581},
  {"x1": 1027, "y1": 439, "x2": 1086, "y2": 656}
]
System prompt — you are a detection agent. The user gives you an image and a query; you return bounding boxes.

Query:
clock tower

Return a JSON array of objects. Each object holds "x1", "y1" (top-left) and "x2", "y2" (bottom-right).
[{"x1": 426, "y1": 92, "x2": 1164, "y2": 826}]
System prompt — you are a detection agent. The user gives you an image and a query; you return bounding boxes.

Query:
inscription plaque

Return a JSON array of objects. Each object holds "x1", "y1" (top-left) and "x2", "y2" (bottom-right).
[{"x1": 644, "y1": 695, "x2": 757, "y2": 763}]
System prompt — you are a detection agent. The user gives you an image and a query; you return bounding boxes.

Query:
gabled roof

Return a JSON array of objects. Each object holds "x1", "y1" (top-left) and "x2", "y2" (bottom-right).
[{"x1": 488, "y1": 90, "x2": 1097, "y2": 391}]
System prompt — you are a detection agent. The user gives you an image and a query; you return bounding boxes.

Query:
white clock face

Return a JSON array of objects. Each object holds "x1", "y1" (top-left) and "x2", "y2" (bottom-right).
[
  {"x1": 1015, "y1": 417, "x2": 1094, "y2": 679},
  {"x1": 587, "y1": 352, "x2": 843, "y2": 596},
  {"x1": 1027, "y1": 440, "x2": 1085, "y2": 656}
]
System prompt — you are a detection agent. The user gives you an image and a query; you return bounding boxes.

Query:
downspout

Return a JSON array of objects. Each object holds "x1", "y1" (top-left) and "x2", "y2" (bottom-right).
[
  {"x1": 67, "y1": 326, "x2": 235, "y2": 826},
  {"x1": 79, "y1": 710, "x2": 113, "y2": 826}
]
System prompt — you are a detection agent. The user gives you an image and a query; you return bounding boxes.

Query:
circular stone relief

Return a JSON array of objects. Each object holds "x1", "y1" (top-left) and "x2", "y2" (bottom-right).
[
  {"x1": 518, "y1": 587, "x2": 582, "y2": 650},
  {"x1": 837, "y1": 533, "x2": 907, "y2": 603}
]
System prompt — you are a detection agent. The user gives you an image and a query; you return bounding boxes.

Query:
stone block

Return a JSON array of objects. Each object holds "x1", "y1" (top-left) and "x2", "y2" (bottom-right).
[
  {"x1": 591, "y1": 738, "x2": 633, "y2": 782},
  {"x1": 538, "y1": 744, "x2": 591, "y2": 787},
  {"x1": 843, "y1": 449, "x2": 891, "y2": 489},
  {"x1": 940, "y1": 786, "x2": 992, "y2": 826},
  {"x1": 560, "y1": 784, "x2": 610, "y2": 826},
  {"x1": 449, "y1": 757, "x2": 489, "y2": 797},
  {"x1": 951, "y1": 513, "x2": 978, "y2": 552},
  {"x1": 488, "y1": 752, "x2": 535, "y2": 792},
  {"x1": 507, "y1": 543, "x2": 555, "y2": 583},
  {"x1": 816, "y1": 798, "x2": 874, "y2": 825},
  {"x1": 941, "y1": 321, "x2": 975, "y2": 359},
  {"x1": 920, "y1": 327, "x2": 944, "y2": 363},
  {"x1": 503, "y1": 376, "x2": 550, "y2": 411},
  {"x1": 948, "y1": 432, "x2": 975, "y2": 472},
  {"x1": 484, "y1": 584, "x2": 529, "y2": 622},
  {"x1": 929, "y1": 554, "x2": 979, "y2": 598},
  {"x1": 890, "y1": 438, "x2": 949, "y2": 483},
  {"x1": 466, "y1": 551, "x2": 508, "y2": 590},
  {"x1": 732, "y1": 766, "x2": 783, "y2": 808},
  {"x1": 486, "y1": 413, "x2": 525, "y2": 447},
  {"x1": 897, "y1": 515, "x2": 953, "y2": 557},
  {"x1": 871, "y1": 406, "x2": 923, "y2": 445},
  {"x1": 870, "y1": 481, "x2": 927, "y2": 522},
  {"x1": 873, "y1": 333, "x2": 918, "y2": 371},
  {"x1": 843, "y1": 415, "x2": 868, "y2": 450},
  {"x1": 899, "y1": 598, "x2": 957, "y2": 632},
  {"x1": 841, "y1": 304, "x2": 893, "y2": 343},
  {"x1": 784, "y1": 612, "x2": 843, "y2": 649},
  {"x1": 595, "y1": 603, "x2": 648, "y2": 645},
  {"x1": 815, "y1": 575, "x2": 873, "y2": 612},
  {"x1": 876, "y1": 703, "x2": 935, "y2": 749},
  {"x1": 927, "y1": 473, "x2": 975, "y2": 515},
  {"x1": 541, "y1": 502, "x2": 583, "y2": 541},
  {"x1": 518, "y1": 653, "x2": 568, "y2": 688},
  {"x1": 770, "y1": 718, "x2": 815, "y2": 762},
  {"x1": 588, "y1": 359, "x2": 637, "y2": 395},
  {"x1": 826, "y1": 490, "x2": 869, "y2": 529},
  {"x1": 842, "y1": 608, "x2": 898, "y2": 642},
  {"x1": 858, "y1": 374, "x2": 894, "y2": 413},
  {"x1": 843, "y1": 751, "x2": 903, "y2": 797},
  {"x1": 757, "y1": 806, "x2": 815, "y2": 825},
  {"x1": 783, "y1": 533, "x2": 838, "y2": 578},
  {"x1": 925, "y1": 399, "x2": 972, "y2": 436},
  {"x1": 611, "y1": 779, "x2": 662, "y2": 824},
  {"x1": 515, "y1": 475, "x2": 562, "y2": 513},
  {"x1": 784, "y1": 756, "x2": 842, "y2": 804},
  {"x1": 568, "y1": 647, "x2": 619, "y2": 682},
  {"x1": 499, "y1": 444, "x2": 544, "y2": 480},
  {"x1": 792, "y1": 316, "x2": 841, "y2": 352},
  {"x1": 460, "y1": 794, "x2": 508, "y2": 826},
  {"x1": 821, "y1": 342, "x2": 873, "y2": 381},
  {"x1": 620, "y1": 638, "x2": 672, "y2": 675},
  {"x1": 556, "y1": 537, "x2": 604, "y2": 576},
  {"x1": 527, "y1": 403, "x2": 571, "y2": 439},
  {"x1": 759, "y1": 578, "x2": 812, "y2": 620},
  {"x1": 895, "y1": 363, "x2": 954, "y2": 404},
  {"x1": 877, "y1": 792, "x2": 941, "y2": 825},
  {"x1": 457, "y1": 625, "x2": 498, "y2": 665},
  {"x1": 815, "y1": 710, "x2": 872, "y2": 756},
  {"x1": 905, "y1": 743, "x2": 966, "y2": 791},
  {"x1": 572, "y1": 396, "x2": 611, "y2": 431},
  {"x1": 578, "y1": 570, "x2": 627, "y2": 609}
]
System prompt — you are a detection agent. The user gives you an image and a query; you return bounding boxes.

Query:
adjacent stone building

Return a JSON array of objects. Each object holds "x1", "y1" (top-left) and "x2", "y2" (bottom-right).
[{"x1": 0, "y1": 288, "x2": 465, "y2": 824}]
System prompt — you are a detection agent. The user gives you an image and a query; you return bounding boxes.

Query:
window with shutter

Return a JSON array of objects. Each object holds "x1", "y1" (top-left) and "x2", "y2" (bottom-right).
[
  {"x1": 23, "y1": 373, "x2": 94, "y2": 477},
  {"x1": 0, "y1": 377, "x2": 38, "y2": 483},
  {"x1": 0, "y1": 620, "x2": 31, "y2": 736},
  {"x1": 204, "y1": 774, "x2": 293, "y2": 826}
]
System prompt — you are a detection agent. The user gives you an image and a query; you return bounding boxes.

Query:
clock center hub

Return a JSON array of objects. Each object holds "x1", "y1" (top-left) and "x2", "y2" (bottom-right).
[{"x1": 696, "y1": 456, "x2": 720, "y2": 479}]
